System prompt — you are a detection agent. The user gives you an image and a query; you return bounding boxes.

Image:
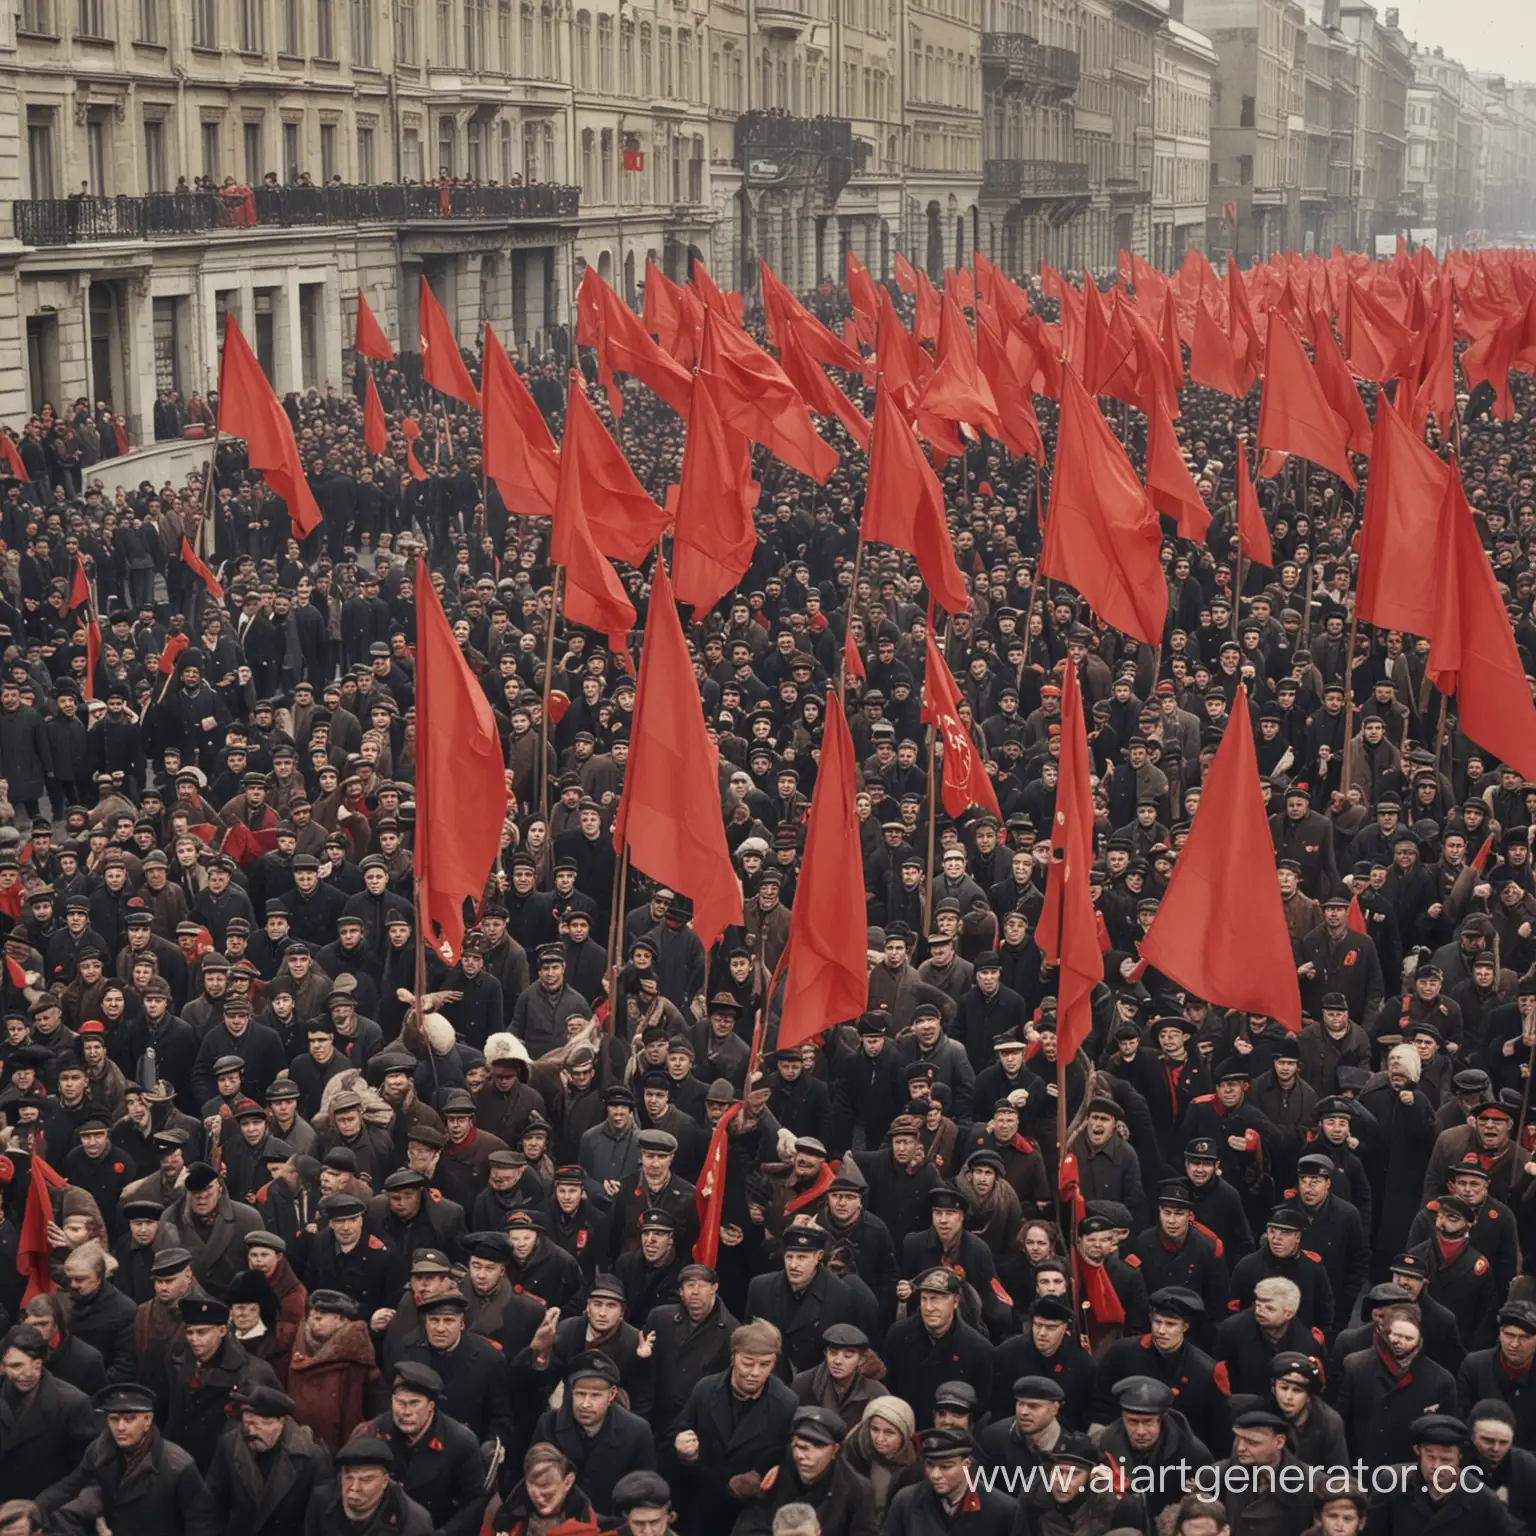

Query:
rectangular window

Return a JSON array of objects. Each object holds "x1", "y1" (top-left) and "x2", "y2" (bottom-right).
[
  {"x1": 598, "y1": 15, "x2": 612, "y2": 89},
  {"x1": 145, "y1": 117, "x2": 167, "y2": 191},
  {"x1": 137, "y1": 0, "x2": 158, "y2": 40},
  {"x1": 520, "y1": 2, "x2": 532, "y2": 70},
  {"x1": 658, "y1": 26, "x2": 671, "y2": 96},
  {"x1": 22, "y1": 0, "x2": 53, "y2": 33},
  {"x1": 497, "y1": 0, "x2": 510, "y2": 70},
  {"x1": 192, "y1": 0, "x2": 216, "y2": 47},
  {"x1": 352, "y1": 0, "x2": 373, "y2": 63},
  {"x1": 467, "y1": 119, "x2": 483, "y2": 177},
  {"x1": 76, "y1": 0, "x2": 107, "y2": 37},
  {"x1": 243, "y1": 119, "x2": 262, "y2": 182},
  {"x1": 201, "y1": 119, "x2": 221, "y2": 182},
  {"x1": 397, "y1": 0, "x2": 415, "y2": 61},
  {"x1": 539, "y1": 5, "x2": 552, "y2": 76},
  {"x1": 86, "y1": 115, "x2": 108, "y2": 195},
  {"x1": 153, "y1": 297, "x2": 182, "y2": 393},
  {"x1": 356, "y1": 122, "x2": 375, "y2": 181},
  {"x1": 464, "y1": 0, "x2": 485, "y2": 69},
  {"x1": 316, "y1": 0, "x2": 333, "y2": 55},
  {"x1": 239, "y1": 0, "x2": 261, "y2": 50},
  {"x1": 600, "y1": 127, "x2": 612, "y2": 200},
  {"x1": 282, "y1": 119, "x2": 300, "y2": 177},
  {"x1": 640, "y1": 24, "x2": 651, "y2": 95},
  {"x1": 575, "y1": 10, "x2": 590, "y2": 88},
  {"x1": 404, "y1": 125, "x2": 422, "y2": 180},
  {"x1": 581, "y1": 129, "x2": 594, "y2": 197},
  {"x1": 280, "y1": 0, "x2": 299, "y2": 50},
  {"x1": 499, "y1": 119, "x2": 512, "y2": 181},
  {"x1": 320, "y1": 121, "x2": 336, "y2": 180},
  {"x1": 619, "y1": 20, "x2": 632, "y2": 92},
  {"x1": 438, "y1": 116, "x2": 455, "y2": 175}
]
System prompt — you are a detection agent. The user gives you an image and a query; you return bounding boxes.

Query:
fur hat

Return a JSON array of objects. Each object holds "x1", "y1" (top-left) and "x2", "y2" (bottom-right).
[
  {"x1": 1387, "y1": 1043, "x2": 1422, "y2": 1084},
  {"x1": 484, "y1": 1033, "x2": 532, "y2": 1072},
  {"x1": 422, "y1": 1012, "x2": 457, "y2": 1056}
]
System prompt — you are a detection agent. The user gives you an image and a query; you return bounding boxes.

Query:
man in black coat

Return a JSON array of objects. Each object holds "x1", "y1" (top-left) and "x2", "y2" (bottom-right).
[
  {"x1": 881, "y1": 1267, "x2": 994, "y2": 1430},
  {"x1": 359, "y1": 1363, "x2": 486, "y2": 1536},
  {"x1": 1335, "y1": 1301, "x2": 1458, "y2": 1468},
  {"x1": 669, "y1": 1319, "x2": 799, "y2": 1534},
  {"x1": 204, "y1": 1382, "x2": 333, "y2": 1536},
  {"x1": 1127, "y1": 1181, "x2": 1229, "y2": 1343},
  {"x1": 1089, "y1": 1376, "x2": 1213, "y2": 1526},
  {"x1": 164, "y1": 1296, "x2": 282, "y2": 1472},
  {"x1": 61, "y1": 1240, "x2": 138, "y2": 1383},
  {"x1": 35, "y1": 1380, "x2": 220, "y2": 1536},
  {"x1": 900, "y1": 1185, "x2": 1013, "y2": 1339},
  {"x1": 1228, "y1": 1205, "x2": 1335, "y2": 1334},
  {"x1": 303, "y1": 1434, "x2": 435, "y2": 1536},
  {"x1": 1296, "y1": 896, "x2": 1385, "y2": 1030},
  {"x1": 1408, "y1": 1195, "x2": 1501, "y2": 1349},
  {"x1": 529, "y1": 1351, "x2": 656, "y2": 1519},
  {"x1": 744, "y1": 1226, "x2": 859, "y2": 1377},
  {"x1": 1363, "y1": 1412, "x2": 1521, "y2": 1536},
  {"x1": 819, "y1": 1166, "x2": 901, "y2": 1333},
  {"x1": 993, "y1": 1297, "x2": 1096, "y2": 1430},
  {"x1": 884, "y1": 1426, "x2": 1017, "y2": 1536},
  {"x1": 1285, "y1": 1150, "x2": 1370, "y2": 1330},
  {"x1": 396, "y1": 1293, "x2": 514, "y2": 1449},
  {"x1": 1213, "y1": 1278, "x2": 1325, "y2": 1399},
  {"x1": 643, "y1": 1263, "x2": 739, "y2": 1431},
  {"x1": 731, "y1": 1405, "x2": 877, "y2": 1536},
  {"x1": 1456, "y1": 1299, "x2": 1536, "y2": 1447},
  {"x1": 0, "y1": 1324, "x2": 100, "y2": 1498}
]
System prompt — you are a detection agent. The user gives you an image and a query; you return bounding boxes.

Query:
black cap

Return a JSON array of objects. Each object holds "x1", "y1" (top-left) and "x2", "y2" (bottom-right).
[{"x1": 392, "y1": 1362, "x2": 444, "y2": 1399}]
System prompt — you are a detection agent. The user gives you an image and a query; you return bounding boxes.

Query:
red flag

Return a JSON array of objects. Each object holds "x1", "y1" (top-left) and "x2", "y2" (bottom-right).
[
  {"x1": 82, "y1": 620, "x2": 100, "y2": 704},
  {"x1": 1, "y1": 434, "x2": 29, "y2": 481},
  {"x1": 894, "y1": 251, "x2": 918, "y2": 295},
  {"x1": 558, "y1": 383, "x2": 668, "y2": 566},
  {"x1": 1041, "y1": 367, "x2": 1167, "y2": 646},
  {"x1": 68, "y1": 554, "x2": 91, "y2": 613},
  {"x1": 363, "y1": 371, "x2": 388, "y2": 456},
  {"x1": 776, "y1": 322, "x2": 871, "y2": 454},
  {"x1": 158, "y1": 632, "x2": 191, "y2": 676},
  {"x1": 1189, "y1": 299, "x2": 1243, "y2": 397},
  {"x1": 644, "y1": 259, "x2": 699, "y2": 365},
  {"x1": 1257, "y1": 313, "x2": 1356, "y2": 487},
  {"x1": 1311, "y1": 313, "x2": 1373, "y2": 456},
  {"x1": 779, "y1": 692, "x2": 869, "y2": 1049},
  {"x1": 693, "y1": 1101, "x2": 744, "y2": 1267},
  {"x1": 913, "y1": 269, "x2": 942, "y2": 345},
  {"x1": 217, "y1": 314, "x2": 323, "y2": 537},
  {"x1": 921, "y1": 632, "x2": 1001, "y2": 820},
  {"x1": 1355, "y1": 399, "x2": 1447, "y2": 637},
  {"x1": 1145, "y1": 396, "x2": 1209, "y2": 541},
  {"x1": 1159, "y1": 294, "x2": 1186, "y2": 398},
  {"x1": 551, "y1": 381, "x2": 642, "y2": 654},
  {"x1": 976, "y1": 304, "x2": 1043, "y2": 463},
  {"x1": 1413, "y1": 283, "x2": 1457, "y2": 436},
  {"x1": 415, "y1": 555, "x2": 507, "y2": 961},
  {"x1": 1235, "y1": 441, "x2": 1273, "y2": 568},
  {"x1": 1227, "y1": 259, "x2": 1262, "y2": 388},
  {"x1": 613, "y1": 555, "x2": 743, "y2": 950},
  {"x1": 400, "y1": 418, "x2": 429, "y2": 481},
  {"x1": 699, "y1": 311, "x2": 837, "y2": 483},
  {"x1": 18, "y1": 1153, "x2": 66, "y2": 1304},
  {"x1": 1140, "y1": 685, "x2": 1303, "y2": 1032},
  {"x1": 843, "y1": 626, "x2": 866, "y2": 683},
  {"x1": 760, "y1": 260, "x2": 864, "y2": 374},
  {"x1": 1471, "y1": 832, "x2": 1496, "y2": 874},
  {"x1": 919, "y1": 289, "x2": 1002, "y2": 439},
  {"x1": 180, "y1": 537, "x2": 223, "y2": 602},
  {"x1": 690, "y1": 259, "x2": 743, "y2": 327},
  {"x1": 482, "y1": 322, "x2": 560, "y2": 520},
  {"x1": 1346, "y1": 892, "x2": 1367, "y2": 935},
  {"x1": 1425, "y1": 467, "x2": 1536, "y2": 780},
  {"x1": 576, "y1": 267, "x2": 693, "y2": 418},
  {"x1": 1035, "y1": 660, "x2": 1099, "y2": 1061},
  {"x1": 862, "y1": 386, "x2": 971, "y2": 616},
  {"x1": 418, "y1": 277, "x2": 480, "y2": 409},
  {"x1": 671, "y1": 374, "x2": 759, "y2": 615},
  {"x1": 845, "y1": 249, "x2": 879, "y2": 347},
  {"x1": 875, "y1": 287, "x2": 931, "y2": 413},
  {"x1": 355, "y1": 290, "x2": 395, "y2": 362}
]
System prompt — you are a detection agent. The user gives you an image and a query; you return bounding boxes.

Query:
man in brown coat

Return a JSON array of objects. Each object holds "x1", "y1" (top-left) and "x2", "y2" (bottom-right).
[{"x1": 286, "y1": 1287, "x2": 385, "y2": 1454}]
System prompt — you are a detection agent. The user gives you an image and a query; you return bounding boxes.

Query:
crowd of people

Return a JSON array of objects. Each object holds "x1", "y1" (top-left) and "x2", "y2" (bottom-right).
[{"x1": 0, "y1": 252, "x2": 1533, "y2": 1536}]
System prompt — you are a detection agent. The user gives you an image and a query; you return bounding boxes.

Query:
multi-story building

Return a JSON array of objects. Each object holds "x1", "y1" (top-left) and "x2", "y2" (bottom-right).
[
  {"x1": 1476, "y1": 73, "x2": 1536, "y2": 243},
  {"x1": 1182, "y1": 0, "x2": 1307, "y2": 263},
  {"x1": 1300, "y1": 17, "x2": 1334, "y2": 250},
  {"x1": 1330, "y1": 1, "x2": 1411, "y2": 249},
  {"x1": 1151, "y1": 14, "x2": 1216, "y2": 267}
]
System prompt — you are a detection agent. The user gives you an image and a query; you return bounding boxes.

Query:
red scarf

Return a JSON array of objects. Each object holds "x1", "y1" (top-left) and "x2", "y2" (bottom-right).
[
  {"x1": 1074, "y1": 1254, "x2": 1125, "y2": 1325},
  {"x1": 784, "y1": 1161, "x2": 836, "y2": 1215},
  {"x1": 1374, "y1": 1335, "x2": 1414, "y2": 1386},
  {"x1": 1435, "y1": 1233, "x2": 1468, "y2": 1265}
]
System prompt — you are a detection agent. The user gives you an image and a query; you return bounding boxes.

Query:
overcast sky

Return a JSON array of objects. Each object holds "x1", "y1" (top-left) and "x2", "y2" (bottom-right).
[{"x1": 1394, "y1": 0, "x2": 1536, "y2": 81}]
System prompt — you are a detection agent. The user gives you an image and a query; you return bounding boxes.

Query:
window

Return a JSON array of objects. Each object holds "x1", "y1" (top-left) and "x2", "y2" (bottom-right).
[
  {"x1": 153, "y1": 298, "x2": 182, "y2": 393},
  {"x1": 26, "y1": 109, "x2": 55, "y2": 196},
  {"x1": 658, "y1": 26, "x2": 671, "y2": 96},
  {"x1": 679, "y1": 29, "x2": 691, "y2": 100},
  {"x1": 688, "y1": 133, "x2": 702, "y2": 201},
  {"x1": 404, "y1": 125, "x2": 422, "y2": 180},
  {"x1": 243, "y1": 119, "x2": 262, "y2": 182},
  {"x1": 76, "y1": 0, "x2": 108, "y2": 37},
  {"x1": 320, "y1": 121, "x2": 337, "y2": 181},
  {"x1": 467, "y1": 120, "x2": 483, "y2": 177},
  {"x1": 539, "y1": 5, "x2": 552, "y2": 76},
  {"x1": 499, "y1": 119, "x2": 512, "y2": 181},
  {"x1": 283, "y1": 119, "x2": 300, "y2": 176},
  {"x1": 497, "y1": 0, "x2": 509, "y2": 70},
  {"x1": 281, "y1": 0, "x2": 299, "y2": 50},
  {"x1": 356, "y1": 122, "x2": 375, "y2": 181},
  {"x1": 435, "y1": 0, "x2": 452, "y2": 62},
  {"x1": 86, "y1": 114, "x2": 108, "y2": 194},
  {"x1": 619, "y1": 19, "x2": 633, "y2": 92},
  {"x1": 465, "y1": 0, "x2": 485, "y2": 69},
  {"x1": 201, "y1": 119, "x2": 221, "y2": 181},
  {"x1": 145, "y1": 117, "x2": 167, "y2": 191},
  {"x1": 1240, "y1": 94, "x2": 1255, "y2": 128},
  {"x1": 352, "y1": 0, "x2": 373, "y2": 63},
  {"x1": 600, "y1": 127, "x2": 612, "y2": 200},
  {"x1": 137, "y1": 0, "x2": 159, "y2": 40},
  {"x1": 397, "y1": 0, "x2": 416, "y2": 61},
  {"x1": 575, "y1": 10, "x2": 589, "y2": 88},
  {"x1": 519, "y1": 2, "x2": 531, "y2": 69},
  {"x1": 640, "y1": 23, "x2": 651, "y2": 95},
  {"x1": 21, "y1": 0, "x2": 52, "y2": 33},
  {"x1": 581, "y1": 128, "x2": 595, "y2": 196},
  {"x1": 316, "y1": 0, "x2": 334, "y2": 55},
  {"x1": 522, "y1": 122, "x2": 538, "y2": 183},
  {"x1": 239, "y1": 0, "x2": 261, "y2": 50},
  {"x1": 438, "y1": 115, "x2": 455, "y2": 174},
  {"x1": 192, "y1": 0, "x2": 216, "y2": 47},
  {"x1": 597, "y1": 15, "x2": 612, "y2": 89}
]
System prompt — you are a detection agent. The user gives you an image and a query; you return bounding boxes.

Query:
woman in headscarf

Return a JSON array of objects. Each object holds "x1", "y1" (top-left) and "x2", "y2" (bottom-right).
[{"x1": 840, "y1": 1395, "x2": 919, "y2": 1524}]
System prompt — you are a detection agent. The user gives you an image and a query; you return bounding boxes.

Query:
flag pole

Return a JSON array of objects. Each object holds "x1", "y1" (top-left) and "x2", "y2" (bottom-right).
[
  {"x1": 602, "y1": 845, "x2": 629, "y2": 1036},
  {"x1": 922, "y1": 610, "x2": 944, "y2": 936},
  {"x1": 838, "y1": 531, "x2": 866, "y2": 711},
  {"x1": 538, "y1": 566, "x2": 563, "y2": 824}
]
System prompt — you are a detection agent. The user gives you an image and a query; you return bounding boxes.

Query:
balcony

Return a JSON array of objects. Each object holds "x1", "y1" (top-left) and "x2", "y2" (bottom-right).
[
  {"x1": 756, "y1": 0, "x2": 810, "y2": 36},
  {"x1": 737, "y1": 112, "x2": 856, "y2": 203},
  {"x1": 982, "y1": 158, "x2": 1091, "y2": 200},
  {"x1": 981, "y1": 34, "x2": 1080, "y2": 98},
  {"x1": 13, "y1": 182, "x2": 582, "y2": 248}
]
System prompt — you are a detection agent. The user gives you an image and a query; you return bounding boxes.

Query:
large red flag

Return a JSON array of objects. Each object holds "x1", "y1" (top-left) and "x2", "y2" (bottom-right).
[
  {"x1": 976, "y1": 304, "x2": 1043, "y2": 463},
  {"x1": 644, "y1": 259, "x2": 699, "y2": 365},
  {"x1": 699, "y1": 311, "x2": 837, "y2": 483},
  {"x1": 1257, "y1": 313, "x2": 1356, "y2": 487},
  {"x1": 875, "y1": 287, "x2": 931, "y2": 413},
  {"x1": 355, "y1": 291, "x2": 394, "y2": 362},
  {"x1": 693, "y1": 1102, "x2": 744, "y2": 1267},
  {"x1": 1226, "y1": 259, "x2": 1262, "y2": 389},
  {"x1": 363, "y1": 372, "x2": 388, "y2": 456},
  {"x1": 862, "y1": 387, "x2": 971, "y2": 616},
  {"x1": 613, "y1": 555, "x2": 743, "y2": 950},
  {"x1": 778, "y1": 693, "x2": 869, "y2": 1049},
  {"x1": 17, "y1": 1152, "x2": 67, "y2": 1304},
  {"x1": 157, "y1": 632, "x2": 190, "y2": 676},
  {"x1": 1035, "y1": 660, "x2": 1099, "y2": 1061},
  {"x1": 776, "y1": 321, "x2": 871, "y2": 453},
  {"x1": 1236, "y1": 440, "x2": 1273, "y2": 567},
  {"x1": 1355, "y1": 399, "x2": 1447, "y2": 637},
  {"x1": 417, "y1": 277, "x2": 480, "y2": 409},
  {"x1": 576, "y1": 268, "x2": 693, "y2": 418},
  {"x1": 482, "y1": 322, "x2": 560, "y2": 520},
  {"x1": 894, "y1": 251, "x2": 918, "y2": 295},
  {"x1": 400, "y1": 418, "x2": 429, "y2": 481},
  {"x1": 913, "y1": 268, "x2": 942, "y2": 344},
  {"x1": 1145, "y1": 396, "x2": 1210, "y2": 541},
  {"x1": 1189, "y1": 299, "x2": 1243, "y2": 397},
  {"x1": 922, "y1": 632, "x2": 1001, "y2": 820},
  {"x1": 845, "y1": 249, "x2": 879, "y2": 347},
  {"x1": 217, "y1": 314, "x2": 322, "y2": 537},
  {"x1": 1139, "y1": 685, "x2": 1303, "y2": 1031},
  {"x1": 1311, "y1": 313, "x2": 1374, "y2": 456},
  {"x1": 415, "y1": 555, "x2": 506, "y2": 961},
  {"x1": 1412, "y1": 283, "x2": 1457, "y2": 436},
  {"x1": 761, "y1": 260, "x2": 864, "y2": 374},
  {"x1": 1426, "y1": 467, "x2": 1536, "y2": 780},
  {"x1": 68, "y1": 554, "x2": 91, "y2": 613},
  {"x1": 1, "y1": 434, "x2": 30, "y2": 481},
  {"x1": 1041, "y1": 367, "x2": 1167, "y2": 646},
  {"x1": 558, "y1": 384, "x2": 669, "y2": 567},
  {"x1": 671, "y1": 374, "x2": 759, "y2": 614},
  {"x1": 919, "y1": 289, "x2": 1002, "y2": 439},
  {"x1": 180, "y1": 537, "x2": 224, "y2": 601}
]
